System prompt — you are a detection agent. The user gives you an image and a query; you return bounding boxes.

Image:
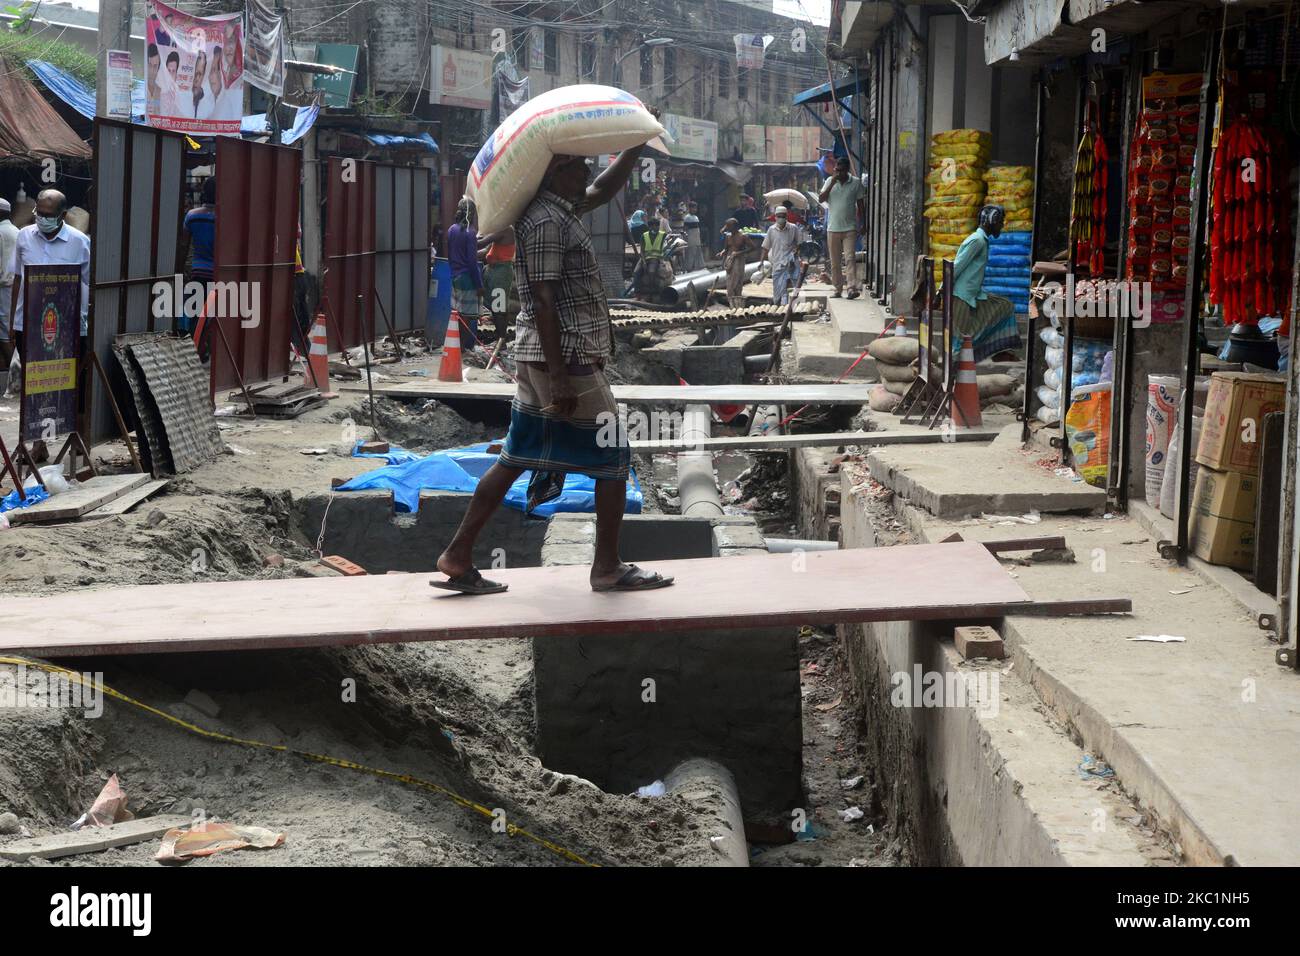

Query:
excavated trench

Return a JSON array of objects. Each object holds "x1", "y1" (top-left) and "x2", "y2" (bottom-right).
[{"x1": 1, "y1": 341, "x2": 899, "y2": 867}]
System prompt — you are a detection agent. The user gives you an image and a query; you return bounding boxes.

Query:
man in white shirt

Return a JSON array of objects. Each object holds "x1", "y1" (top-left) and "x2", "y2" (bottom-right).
[
  {"x1": 10, "y1": 190, "x2": 92, "y2": 354},
  {"x1": 0, "y1": 198, "x2": 19, "y2": 371},
  {"x1": 754, "y1": 206, "x2": 805, "y2": 306}
]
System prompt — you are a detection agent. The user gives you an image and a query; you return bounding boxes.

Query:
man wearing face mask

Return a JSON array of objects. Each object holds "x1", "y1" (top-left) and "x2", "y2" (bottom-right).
[{"x1": 11, "y1": 190, "x2": 92, "y2": 364}]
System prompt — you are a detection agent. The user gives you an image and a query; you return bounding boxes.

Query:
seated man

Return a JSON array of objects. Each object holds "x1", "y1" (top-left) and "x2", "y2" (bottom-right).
[{"x1": 947, "y1": 204, "x2": 1022, "y2": 362}]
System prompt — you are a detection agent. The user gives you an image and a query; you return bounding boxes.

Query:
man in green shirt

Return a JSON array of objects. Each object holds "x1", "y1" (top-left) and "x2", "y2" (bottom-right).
[
  {"x1": 947, "y1": 204, "x2": 1021, "y2": 362},
  {"x1": 818, "y1": 156, "x2": 867, "y2": 298}
]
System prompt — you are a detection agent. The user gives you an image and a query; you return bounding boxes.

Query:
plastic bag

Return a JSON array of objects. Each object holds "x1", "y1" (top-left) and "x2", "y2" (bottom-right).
[{"x1": 1065, "y1": 383, "x2": 1112, "y2": 487}]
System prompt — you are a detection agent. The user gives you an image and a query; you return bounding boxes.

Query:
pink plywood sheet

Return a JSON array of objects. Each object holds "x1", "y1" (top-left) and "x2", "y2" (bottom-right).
[{"x1": 2, "y1": 543, "x2": 1029, "y2": 658}]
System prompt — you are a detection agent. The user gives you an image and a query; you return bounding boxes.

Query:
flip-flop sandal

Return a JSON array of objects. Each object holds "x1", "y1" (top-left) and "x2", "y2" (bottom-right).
[
  {"x1": 430, "y1": 568, "x2": 509, "y2": 595},
  {"x1": 591, "y1": 564, "x2": 676, "y2": 593}
]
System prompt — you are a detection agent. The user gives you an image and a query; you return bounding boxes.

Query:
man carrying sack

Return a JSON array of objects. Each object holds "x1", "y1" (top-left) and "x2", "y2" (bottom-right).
[{"x1": 434, "y1": 146, "x2": 674, "y2": 596}]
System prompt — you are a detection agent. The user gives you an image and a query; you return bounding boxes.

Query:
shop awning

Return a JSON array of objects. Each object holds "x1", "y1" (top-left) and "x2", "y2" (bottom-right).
[
  {"x1": 984, "y1": 0, "x2": 1089, "y2": 66},
  {"x1": 25, "y1": 58, "x2": 146, "y2": 123},
  {"x1": 0, "y1": 58, "x2": 92, "y2": 164},
  {"x1": 356, "y1": 130, "x2": 439, "y2": 152},
  {"x1": 792, "y1": 75, "x2": 869, "y2": 108}
]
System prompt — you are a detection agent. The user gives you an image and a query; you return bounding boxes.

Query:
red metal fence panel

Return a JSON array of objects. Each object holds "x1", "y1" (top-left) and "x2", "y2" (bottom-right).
[
  {"x1": 323, "y1": 156, "x2": 376, "y2": 350},
  {"x1": 211, "y1": 138, "x2": 301, "y2": 394}
]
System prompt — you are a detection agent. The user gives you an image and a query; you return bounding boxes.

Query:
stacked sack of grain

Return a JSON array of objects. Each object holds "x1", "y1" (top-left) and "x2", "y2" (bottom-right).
[
  {"x1": 923, "y1": 129, "x2": 991, "y2": 286},
  {"x1": 865, "y1": 333, "x2": 1022, "y2": 414},
  {"x1": 867, "y1": 334, "x2": 923, "y2": 412},
  {"x1": 980, "y1": 165, "x2": 1034, "y2": 317}
]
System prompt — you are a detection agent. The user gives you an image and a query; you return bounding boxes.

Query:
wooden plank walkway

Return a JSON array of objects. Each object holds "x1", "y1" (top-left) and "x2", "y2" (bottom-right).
[
  {"x1": 341, "y1": 382, "x2": 877, "y2": 404},
  {"x1": 2, "y1": 543, "x2": 1028, "y2": 658}
]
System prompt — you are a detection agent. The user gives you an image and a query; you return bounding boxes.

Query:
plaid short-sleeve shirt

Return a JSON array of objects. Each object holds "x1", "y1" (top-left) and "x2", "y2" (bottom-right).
[{"x1": 512, "y1": 190, "x2": 611, "y2": 364}]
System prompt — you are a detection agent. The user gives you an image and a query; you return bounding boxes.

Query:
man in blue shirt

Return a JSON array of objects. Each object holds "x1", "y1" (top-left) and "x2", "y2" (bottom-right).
[{"x1": 948, "y1": 204, "x2": 1021, "y2": 362}]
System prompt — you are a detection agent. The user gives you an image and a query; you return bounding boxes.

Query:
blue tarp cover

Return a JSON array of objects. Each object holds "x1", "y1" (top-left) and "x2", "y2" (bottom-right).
[{"x1": 338, "y1": 441, "x2": 642, "y2": 518}]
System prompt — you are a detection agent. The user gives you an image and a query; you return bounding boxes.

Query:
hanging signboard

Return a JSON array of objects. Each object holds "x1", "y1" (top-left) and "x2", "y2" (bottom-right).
[
  {"x1": 19, "y1": 264, "x2": 81, "y2": 443},
  {"x1": 429, "y1": 45, "x2": 493, "y2": 110},
  {"x1": 662, "y1": 113, "x2": 718, "y2": 163},
  {"x1": 743, "y1": 124, "x2": 766, "y2": 163},
  {"x1": 313, "y1": 43, "x2": 360, "y2": 108},
  {"x1": 106, "y1": 50, "x2": 133, "y2": 119},
  {"x1": 243, "y1": 0, "x2": 286, "y2": 97},
  {"x1": 735, "y1": 34, "x2": 773, "y2": 70},
  {"x1": 767, "y1": 126, "x2": 821, "y2": 164},
  {"x1": 145, "y1": 0, "x2": 245, "y2": 135}
]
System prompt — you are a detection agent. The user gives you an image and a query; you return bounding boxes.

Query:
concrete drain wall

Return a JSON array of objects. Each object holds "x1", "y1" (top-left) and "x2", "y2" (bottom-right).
[
  {"x1": 295, "y1": 489, "x2": 549, "y2": 573},
  {"x1": 535, "y1": 513, "x2": 802, "y2": 813}
]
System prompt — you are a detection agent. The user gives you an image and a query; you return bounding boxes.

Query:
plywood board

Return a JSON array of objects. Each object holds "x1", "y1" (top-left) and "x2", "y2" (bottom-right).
[
  {"x1": 0, "y1": 815, "x2": 191, "y2": 861},
  {"x1": 341, "y1": 381, "x2": 877, "y2": 404},
  {"x1": 5, "y1": 473, "x2": 151, "y2": 525},
  {"x1": 1, "y1": 543, "x2": 1030, "y2": 657},
  {"x1": 81, "y1": 479, "x2": 170, "y2": 519}
]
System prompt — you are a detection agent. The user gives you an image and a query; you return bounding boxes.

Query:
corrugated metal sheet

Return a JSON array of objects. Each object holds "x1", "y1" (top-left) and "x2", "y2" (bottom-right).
[
  {"x1": 89, "y1": 119, "x2": 185, "y2": 444},
  {"x1": 0, "y1": 57, "x2": 93, "y2": 163},
  {"x1": 323, "y1": 156, "x2": 376, "y2": 350},
  {"x1": 125, "y1": 335, "x2": 223, "y2": 474},
  {"x1": 374, "y1": 164, "x2": 431, "y2": 336},
  {"x1": 211, "y1": 138, "x2": 301, "y2": 394}
]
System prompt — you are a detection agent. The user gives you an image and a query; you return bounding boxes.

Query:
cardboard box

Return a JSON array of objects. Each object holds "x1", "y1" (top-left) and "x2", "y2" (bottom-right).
[
  {"x1": 1195, "y1": 372, "x2": 1285, "y2": 476},
  {"x1": 1188, "y1": 466, "x2": 1258, "y2": 570}
]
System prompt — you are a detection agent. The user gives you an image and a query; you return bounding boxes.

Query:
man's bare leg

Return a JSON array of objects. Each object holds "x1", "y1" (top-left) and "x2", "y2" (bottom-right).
[
  {"x1": 436, "y1": 461, "x2": 524, "y2": 579},
  {"x1": 589, "y1": 477, "x2": 674, "y2": 590}
]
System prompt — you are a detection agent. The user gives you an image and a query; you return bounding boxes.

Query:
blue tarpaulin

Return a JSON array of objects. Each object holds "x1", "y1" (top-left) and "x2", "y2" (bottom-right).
[
  {"x1": 338, "y1": 441, "x2": 642, "y2": 518},
  {"x1": 241, "y1": 104, "x2": 321, "y2": 145},
  {"x1": 27, "y1": 59, "x2": 320, "y2": 144},
  {"x1": 359, "y1": 130, "x2": 439, "y2": 153},
  {"x1": 26, "y1": 58, "x2": 146, "y2": 122}
]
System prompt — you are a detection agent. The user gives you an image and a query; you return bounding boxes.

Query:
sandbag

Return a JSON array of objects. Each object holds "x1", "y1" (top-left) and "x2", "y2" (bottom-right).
[
  {"x1": 877, "y1": 361, "x2": 918, "y2": 384},
  {"x1": 467, "y1": 85, "x2": 665, "y2": 235},
  {"x1": 881, "y1": 378, "x2": 912, "y2": 396},
  {"x1": 869, "y1": 385, "x2": 903, "y2": 413},
  {"x1": 868, "y1": 335, "x2": 921, "y2": 365},
  {"x1": 977, "y1": 373, "x2": 1016, "y2": 399}
]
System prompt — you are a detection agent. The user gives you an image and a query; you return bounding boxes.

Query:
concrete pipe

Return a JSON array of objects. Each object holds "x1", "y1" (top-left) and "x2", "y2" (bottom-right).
[
  {"x1": 765, "y1": 538, "x2": 839, "y2": 553},
  {"x1": 664, "y1": 758, "x2": 749, "y2": 867},
  {"x1": 677, "y1": 404, "x2": 724, "y2": 518}
]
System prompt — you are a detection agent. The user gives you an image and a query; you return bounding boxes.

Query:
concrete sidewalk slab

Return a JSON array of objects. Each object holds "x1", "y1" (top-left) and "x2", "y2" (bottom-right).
[
  {"x1": 866, "y1": 428, "x2": 1107, "y2": 518},
  {"x1": 791, "y1": 323, "x2": 877, "y2": 379},
  {"x1": 893, "y1": 504, "x2": 1300, "y2": 867},
  {"x1": 827, "y1": 295, "x2": 890, "y2": 353}
]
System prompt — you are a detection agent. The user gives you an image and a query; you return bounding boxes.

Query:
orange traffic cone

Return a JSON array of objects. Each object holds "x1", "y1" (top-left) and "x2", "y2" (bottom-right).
[
  {"x1": 303, "y1": 310, "x2": 336, "y2": 398},
  {"x1": 951, "y1": 334, "x2": 982, "y2": 427},
  {"x1": 438, "y1": 311, "x2": 464, "y2": 382}
]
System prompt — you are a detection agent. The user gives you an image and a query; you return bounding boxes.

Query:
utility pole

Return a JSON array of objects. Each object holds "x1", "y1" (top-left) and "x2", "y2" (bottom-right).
[{"x1": 96, "y1": 0, "x2": 134, "y2": 118}]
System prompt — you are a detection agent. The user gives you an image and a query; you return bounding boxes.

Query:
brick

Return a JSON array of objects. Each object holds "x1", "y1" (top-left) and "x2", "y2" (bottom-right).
[
  {"x1": 358, "y1": 440, "x2": 390, "y2": 454},
  {"x1": 319, "y1": 555, "x2": 367, "y2": 576},
  {"x1": 954, "y1": 625, "x2": 1005, "y2": 660}
]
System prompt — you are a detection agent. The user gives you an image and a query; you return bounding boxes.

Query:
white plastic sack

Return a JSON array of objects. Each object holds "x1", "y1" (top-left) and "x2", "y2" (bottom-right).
[{"x1": 467, "y1": 85, "x2": 665, "y2": 235}]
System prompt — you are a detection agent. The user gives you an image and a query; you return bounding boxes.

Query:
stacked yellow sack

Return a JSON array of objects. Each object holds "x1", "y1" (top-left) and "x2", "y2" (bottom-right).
[
  {"x1": 983, "y1": 165, "x2": 1034, "y2": 230},
  {"x1": 925, "y1": 129, "x2": 991, "y2": 284}
]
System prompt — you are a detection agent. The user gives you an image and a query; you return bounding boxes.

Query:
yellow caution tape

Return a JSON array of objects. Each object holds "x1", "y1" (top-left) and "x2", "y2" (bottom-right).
[{"x1": 0, "y1": 656, "x2": 596, "y2": 867}]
